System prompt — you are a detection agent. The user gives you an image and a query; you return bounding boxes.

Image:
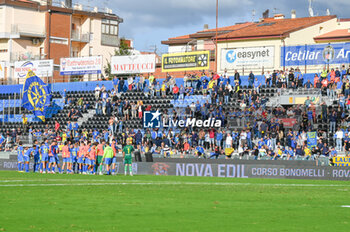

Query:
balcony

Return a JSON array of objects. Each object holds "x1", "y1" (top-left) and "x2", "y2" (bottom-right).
[
  {"x1": 10, "y1": 52, "x2": 44, "y2": 63},
  {"x1": 71, "y1": 30, "x2": 90, "y2": 43},
  {"x1": 101, "y1": 34, "x2": 120, "y2": 47},
  {"x1": 11, "y1": 24, "x2": 45, "y2": 38}
]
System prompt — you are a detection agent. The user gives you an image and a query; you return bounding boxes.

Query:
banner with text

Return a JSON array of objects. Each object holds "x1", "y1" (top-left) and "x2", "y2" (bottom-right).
[
  {"x1": 1, "y1": 159, "x2": 350, "y2": 180},
  {"x1": 14, "y1": 60, "x2": 53, "y2": 78},
  {"x1": 0, "y1": 62, "x2": 5, "y2": 78},
  {"x1": 60, "y1": 56, "x2": 102, "y2": 76},
  {"x1": 111, "y1": 54, "x2": 155, "y2": 74},
  {"x1": 221, "y1": 46, "x2": 275, "y2": 70},
  {"x1": 162, "y1": 51, "x2": 210, "y2": 72},
  {"x1": 333, "y1": 157, "x2": 350, "y2": 166},
  {"x1": 281, "y1": 43, "x2": 350, "y2": 66}
]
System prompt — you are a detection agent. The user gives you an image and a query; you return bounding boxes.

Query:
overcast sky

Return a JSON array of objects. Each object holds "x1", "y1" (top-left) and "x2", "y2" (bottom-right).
[{"x1": 80, "y1": 0, "x2": 349, "y2": 53}]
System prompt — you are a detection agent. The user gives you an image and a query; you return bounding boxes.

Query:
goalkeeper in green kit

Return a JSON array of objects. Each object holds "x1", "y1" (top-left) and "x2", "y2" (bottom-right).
[{"x1": 123, "y1": 140, "x2": 134, "y2": 176}]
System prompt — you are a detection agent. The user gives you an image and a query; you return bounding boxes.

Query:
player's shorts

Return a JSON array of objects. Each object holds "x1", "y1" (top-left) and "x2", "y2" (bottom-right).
[
  {"x1": 41, "y1": 155, "x2": 49, "y2": 162},
  {"x1": 23, "y1": 156, "x2": 30, "y2": 162},
  {"x1": 84, "y1": 158, "x2": 90, "y2": 165},
  {"x1": 77, "y1": 157, "x2": 84, "y2": 164},
  {"x1": 63, "y1": 157, "x2": 70, "y2": 163},
  {"x1": 54, "y1": 156, "x2": 60, "y2": 164},
  {"x1": 104, "y1": 158, "x2": 112, "y2": 165},
  {"x1": 124, "y1": 155, "x2": 132, "y2": 165},
  {"x1": 17, "y1": 156, "x2": 23, "y2": 163},
  {"x1": 90, "y1": 159, "x2": 95, "y2": 166},
  {"x1": 49, "y1": 156, "x2": 56, "y2": 163},
  {"x1": 72, "y1": 156, "x2": 77, "y2": 163},
  {"x1": 34, "y1": 156, "x2": 40, "y2": 163},
  {"x1": 112, "y1": 156, "x2": 117, "y2": 164}
]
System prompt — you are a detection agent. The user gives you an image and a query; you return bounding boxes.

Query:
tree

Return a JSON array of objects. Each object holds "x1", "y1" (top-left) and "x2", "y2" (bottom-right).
[{"x1": 104, "y1": 39, "x2": 131, "y2": 80}]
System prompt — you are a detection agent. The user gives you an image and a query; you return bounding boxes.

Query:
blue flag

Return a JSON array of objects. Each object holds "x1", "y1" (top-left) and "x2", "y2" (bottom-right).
[
  {"x1": 307, "y1": 132, "x2": 317, "y2": 149},
  {"x1": 21, "y1": 70, "x2": 51, "y2": 122}
]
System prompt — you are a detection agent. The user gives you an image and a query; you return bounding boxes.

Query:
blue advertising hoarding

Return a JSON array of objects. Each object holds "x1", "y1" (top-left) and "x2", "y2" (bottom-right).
[{"x1": 281, "y1": 43, "x2": 350, "y2": 66}]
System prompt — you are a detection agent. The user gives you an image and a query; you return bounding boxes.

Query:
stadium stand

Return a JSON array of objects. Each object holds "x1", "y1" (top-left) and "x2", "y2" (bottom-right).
[{"x1": 0, "y1": 67, "x2": 350, "y2": 167}]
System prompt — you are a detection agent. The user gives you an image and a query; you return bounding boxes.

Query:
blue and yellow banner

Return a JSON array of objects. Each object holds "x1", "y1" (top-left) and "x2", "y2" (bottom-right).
[
  {"x1": 333, "y1": 157, "x2": 350, "y2": 167},
  {"x1": 21, "y1": 70, "x2": 51, "y2": 122},
  {"x1": 307, "y1": 132, "x2": 317, "y2": 149}
]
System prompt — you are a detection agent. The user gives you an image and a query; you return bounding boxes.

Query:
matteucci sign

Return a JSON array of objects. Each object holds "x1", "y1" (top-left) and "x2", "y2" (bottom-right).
[{"x1": 111, "y1": 54, "x2": 156, "y2": 74}]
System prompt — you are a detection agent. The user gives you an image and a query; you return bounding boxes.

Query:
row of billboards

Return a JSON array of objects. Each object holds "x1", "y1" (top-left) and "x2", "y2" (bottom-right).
[
  {"x1": 0, "y1": 51, "x2": 209, "y2": 78},
  {"x1": 1, "y1": 42, "x2": 349, "y2": 78}
]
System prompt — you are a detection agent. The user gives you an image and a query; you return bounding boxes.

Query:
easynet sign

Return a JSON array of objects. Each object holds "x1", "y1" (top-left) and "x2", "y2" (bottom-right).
[
  {"x1": 111, "y1": 54, "x2": 155, "y2": 74},
  {"x1": 221, "y1": 46, "x2": 274, "y2": 70},
  {"x1": 60, "y1": 56, "x2": 102, "y2": 75}
]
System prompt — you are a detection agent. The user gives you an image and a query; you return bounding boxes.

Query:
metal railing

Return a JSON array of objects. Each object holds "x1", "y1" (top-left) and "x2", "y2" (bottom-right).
[
  {"x1": 11, "y1": 24, "x2": 45, "y2": 37},
  {"x1": 10, "y1": 52, "x2": 44, "y2": 63},
  {"x1": 71, "y1": 30, "x2": 90, "y2": 43},
  {"x1": 280, "y1": 88, "x2": 321, "y2": 96}
]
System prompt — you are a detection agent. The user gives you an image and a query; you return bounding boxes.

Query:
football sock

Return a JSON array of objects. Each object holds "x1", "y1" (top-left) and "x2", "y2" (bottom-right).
[
  {"x1": 57, "y1": 166, "x2": 62, "y2": 173},
  {"x1": 129, "y1": 165, "x2": 132, "y2": 174},
  {"x1": 18, "y1": 163, "x2": 21, "y2": 171},
  {"x1": 25, "y1": 163, "x2": 29, "y2": 173},
  {"x1": 21, "y1": 163, "x2": 24, "y2": 171},
  {"x1": 40, "y1": 163, "x2": 43, "y2": 170},
  {"x1": 125, "y1": 165, "x2": 127, "y2": 173}
]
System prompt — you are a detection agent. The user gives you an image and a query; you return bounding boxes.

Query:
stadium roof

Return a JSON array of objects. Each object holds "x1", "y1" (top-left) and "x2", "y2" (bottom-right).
[{"x1": 217, "y1": 15, "x2": 336, "y2": 41}]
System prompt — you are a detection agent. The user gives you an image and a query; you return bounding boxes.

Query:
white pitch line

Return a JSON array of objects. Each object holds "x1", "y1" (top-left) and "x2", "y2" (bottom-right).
[
  {"x1": 0, "y1": 181, "x2": 350, "y2": 188},
  {"x1": 341, "y1": 205, "x2": 350, "y2": 208}
]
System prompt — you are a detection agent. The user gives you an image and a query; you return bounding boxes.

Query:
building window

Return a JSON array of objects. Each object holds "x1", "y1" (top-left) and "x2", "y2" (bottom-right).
[{"x1": 101, "y1": 19, "x2": 118, "y2": 36}]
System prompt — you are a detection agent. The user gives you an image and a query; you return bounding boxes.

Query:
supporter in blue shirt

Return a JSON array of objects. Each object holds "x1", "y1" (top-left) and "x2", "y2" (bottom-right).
[
  {"x1": 304, "y1": 80, "x2": 313, "y2": 89},
  {"x1": 216, "y1": 130, "x2": 223, "y2": 149},
  {"x1": 258, "y1": 138, "x2": 265, "y2": 149}
]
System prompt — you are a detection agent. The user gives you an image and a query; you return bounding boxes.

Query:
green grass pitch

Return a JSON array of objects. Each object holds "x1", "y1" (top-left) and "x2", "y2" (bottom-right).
[{"x1": 0, "y1": 171, "x2": 350, "y2": 232}]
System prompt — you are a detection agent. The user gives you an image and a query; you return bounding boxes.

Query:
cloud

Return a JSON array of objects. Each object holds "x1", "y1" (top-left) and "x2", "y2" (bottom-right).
[{"x1": 83, "y1": 0, "x2": 350, "y2": 52}]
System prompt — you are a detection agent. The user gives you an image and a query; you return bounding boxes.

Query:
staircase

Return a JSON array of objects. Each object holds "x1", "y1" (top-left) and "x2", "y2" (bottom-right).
[{"x1": 76, "y1": 109, "x2": 95, "y2": 127}]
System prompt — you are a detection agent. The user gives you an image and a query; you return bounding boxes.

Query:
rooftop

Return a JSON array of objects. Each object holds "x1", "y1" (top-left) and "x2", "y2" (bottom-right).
[
  {"x1": 161, "y1": 22, "x2": 252, "y2": 45},
  {"x1": 217, "y1": 15, "x2": 336, "y2": 41},
  {"x1": 314, "y1": 29, "x2": 350, "y2": 41}
]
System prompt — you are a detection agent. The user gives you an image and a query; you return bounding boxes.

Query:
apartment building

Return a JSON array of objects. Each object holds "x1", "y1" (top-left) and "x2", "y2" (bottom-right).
[{"x1": 0, "y1": 0, "x2": 123, "y2": 83}]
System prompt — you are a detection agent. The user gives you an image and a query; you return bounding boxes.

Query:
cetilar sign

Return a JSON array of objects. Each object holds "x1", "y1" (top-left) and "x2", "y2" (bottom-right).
[{"x1": 281, "y1": 43, "x2": 350, "y2": 66}]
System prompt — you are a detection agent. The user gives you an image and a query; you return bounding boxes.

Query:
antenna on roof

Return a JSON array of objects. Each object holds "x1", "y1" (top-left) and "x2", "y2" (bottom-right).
[
  {"x1": 308, "y1": 0, "x2": 314, "y2": 17},
  {"x1": 326, "y1": 8, "x2": 330, "y2": 16},
  {"x1": 262, "y1": 9, "x2": 269, "y2": 19},
  {"x1": 251, "y1": 9, "x2": 256, "y2": 22}
]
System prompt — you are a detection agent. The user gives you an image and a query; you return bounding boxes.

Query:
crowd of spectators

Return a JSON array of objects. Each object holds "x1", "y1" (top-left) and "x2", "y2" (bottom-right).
[{"x1": 1, "y1": 65, "x2": 350, "y2": 162}]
